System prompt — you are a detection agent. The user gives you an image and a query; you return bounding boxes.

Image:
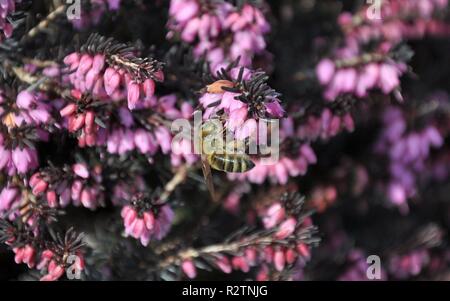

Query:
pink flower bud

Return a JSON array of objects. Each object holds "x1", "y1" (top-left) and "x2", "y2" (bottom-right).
[
  {"x1": 131, "y1": 218, "x2": 145, "y2": 238},
  {"x1": 46, "y1": 190, "x2": 57, "y2": 208},
  {"x1": 81, "y1": 189, "x2": 93, "y2": 208},
  {"x1": 32, "y1": 180, "x2": 48, "y2": 195},
  {"x1": 16, "y1": 91, "x2": 35, "y2": 109},
  {"x1": 84, "y1": 111, "x2": 95, "y2": 135},
  {"x1": 143, "y1": 79, "x2": 155, "y2": 99},
  {"x1": 60, "y1": 103, "x2": 77, "y2": 117},
  {"x1": 245, "y1": 247, "x2": 257, "y2": 266},
  {"x1": 215, "y1": 256, "x2": 232, "y2": 274},
  {"x1": 64, "y1": 53, "x2": 80, "y2": 66},
  {"x1": 69, "y1": 114, "x2": 86, "y2": 133},
  {"x1": 263, "y1": 203, "x2": 285, "y2": 228},
  {"x1": 143, "y1": 211, "x2": 155, "y2": 230},
  {"x1": 104, "y1": 68, "x2": 121, "y2": 96},
  {"x1": 285, "y1": 248, "x2": 297, "y2": 264},
  {"x1": 154, "y1": 70, "x2": 164, "y2": 82},
  {"x1": 23, "y1": 245, "x2": 36, "y2": 268},
  {"x1": 232, "y1": 256, "x2": 250, "y2": 273},
  {"x1": 182, "y1": 260, "x2": 197, "y2": 279},
  {"x1": 274, "y1": 249, "x2": 285, "y2": 271},
  {"x1": 77, "y1": 54, "x2": 93, "y2": 77},
  {"x1": 92, "y1": 54, "x2": 105, "y2": 73},
  {"x1": 275, "y1": 217, "x2": 297, "y2": 239},
  {"x1": 124, "y1": 208, "x2": 137, "y2": 228},
  {"x1": 73, "y1": 163, "x2": 89, "y2": 179},
  {"x1": 85, "y1": 69, "x2": 99, "y2": 90},
  {"x1": 316, "y1": 59, "x2": 335, "y2": 85},
  {"x1": 127, "y1": 82, "x2": 141, "y2": 110},
  {"x1": 296, "y1": 243, "x2": 311, "y2": 260},
  {"x1": 14, "y1": 248, "x2": 24, "y2": 264}
]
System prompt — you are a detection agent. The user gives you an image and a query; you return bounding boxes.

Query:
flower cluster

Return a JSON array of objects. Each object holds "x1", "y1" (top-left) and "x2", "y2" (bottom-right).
[
  {"x1": 174, "y1": 193, "x2": 319, "y2": 279},
  {"x1": 374, "y1": 106, "x2": 443, "y2": 211},
  {"x1": 199, "y1": 64, "x2": 283, "y2": 136},
  {"x1": 316, "y1": 43, "x2": 408, "y2": 101},
  {"x1": 339, "y1": 0, "x2": 450, "y2": 43},
  {"x1": 296, "y1": 108, "x2": 355, "y2": 141},
  {"x1": 121, "y1": 194, "x2": 175, "y2": 246},
  {"x1": 167, "y1": 0, "x2": 271, "y2": 70},
  {"x1": 2, "y1": 0, "x2": 450, "y2": 282},
  {"x1": 29, "y1": 162, "x2": 104, "y2": 209},
  {"x1": 64, "y1": 33, "x2": 164, "y2": 110},
  {"x1": 0, "y1": 127, "x2": 40, "y2": 175}
]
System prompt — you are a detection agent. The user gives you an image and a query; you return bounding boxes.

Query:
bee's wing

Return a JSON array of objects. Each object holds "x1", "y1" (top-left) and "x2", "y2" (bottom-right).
[{"x1": 201, "y1": 155, "x2": 218, "y2": 202}]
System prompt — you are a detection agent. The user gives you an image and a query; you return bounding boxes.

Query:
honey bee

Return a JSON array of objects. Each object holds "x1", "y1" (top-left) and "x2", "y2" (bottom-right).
[{"x1": 199, "y1": 118, "x2": 255, "y2": 202}]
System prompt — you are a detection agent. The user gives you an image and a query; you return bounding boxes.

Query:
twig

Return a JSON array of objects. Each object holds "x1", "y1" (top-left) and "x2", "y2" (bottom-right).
[
  {"x1": 158, "y1": 232, "x2": 276, "y2": 269},
  {"x1": 159, "y1": 165, "x2": 188, "y2": 202},
  {"x1": 25, "y1": 5, "x2": 66, "y2": 39},
  {"x1": 11, "y1": 65, "x2": 70, "y2": 97}
]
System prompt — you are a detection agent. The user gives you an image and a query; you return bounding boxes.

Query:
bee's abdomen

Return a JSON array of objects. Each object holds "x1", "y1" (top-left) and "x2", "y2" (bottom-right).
[{"x1": 209, "y1": 153, "x2": 255, "y2": 173}]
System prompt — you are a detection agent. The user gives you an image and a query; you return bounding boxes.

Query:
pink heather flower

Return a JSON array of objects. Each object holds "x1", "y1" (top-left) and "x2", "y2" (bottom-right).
[
  {"x1": 59, "y1": 92, "x2": 101, "y2": 147},
  {"x1": 0, "y1": 185, "x2": 20, "y2": 213},
  {"x1": 107, "y1": 128, "x2": 135, "y2": 155},
  {"x1": 3, "y1": 147, "x2": 38, "y2": 175},
  {"x1": 262, "y1": 203, "x2": 286, "y2": 229},
  {"x1": 275, "y1": 217, "x2": 297, "y2": 239},
  {"x1": 379, "y1": 63, "x2": 401, "y2": 94},
  {"x1": 38, "y1": 250, "x2": 85, "y2": 281},
  {"x1": 134, "y1": 129, "x2": 158, "y2": 155},
  {"x1": 121, "y1": 203, "x2": 175, "y2": 246},
  {"x1": 181, "y1": 260, "x2": 197, "y2": 279},
  {"x1": 388, "y1": 183, "x2": 407, "y2": 206},
  {"x1": 274, "y1": 249, "x2": 285, "y2": 272},
  {"x1": 16, "y1": 91, "x2": 34, "y2": 109},
  {"x1": 127, "y1": 82, "x2": 141, "y2": 110},
  {"x1": 13, "y1": 244, "x2": 36, "y2": 268},
  {"x1": 264, "y1": 101, "x2": 284, "y2": 118},
  {"x1": 30, "y1": 164, "x2": 104, "y2": 209},
  {"x1": 72, "y1": 163, "x2": 90, "y2": 179},
  {"x1": 316, "y1": 59, "x2": 336, "y2": 85},
  {"x1": 171, "y1": 137, "x2": 198, "y2": 167},
  {"x1": 232, "y1": 256, "x2": 250, "y2": 273},
  {"x1": 0, "y1": 90, "x2": 52, "y2": 127},
  {"x1": 356, "y1": 63, "x2": 380, "y2": 97},
  {"x1": 297, "y1": 109, "x2": 354, "y2": 141},
  {"x1": 169, "y1": 0, "x2": 200, "y2": 24},
  {"x1": 154, "y1": 126, "x2": 172, "y2": 154},
  {"x1": 215, "y1": 255, "x2": 232, "y2": 274}
]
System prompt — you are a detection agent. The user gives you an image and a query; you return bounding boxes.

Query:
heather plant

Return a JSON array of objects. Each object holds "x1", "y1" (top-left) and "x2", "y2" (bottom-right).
[{"x1": 0, "y1": 0, "x2": 450, "y2": 281}]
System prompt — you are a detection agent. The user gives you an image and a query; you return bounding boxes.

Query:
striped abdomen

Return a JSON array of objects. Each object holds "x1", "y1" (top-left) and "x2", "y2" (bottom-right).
[{"x1": 207, "y1": 153, "x2": 255, "y2": 173}]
